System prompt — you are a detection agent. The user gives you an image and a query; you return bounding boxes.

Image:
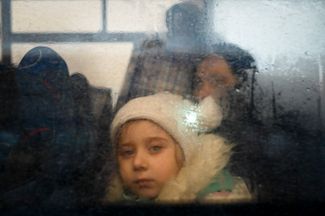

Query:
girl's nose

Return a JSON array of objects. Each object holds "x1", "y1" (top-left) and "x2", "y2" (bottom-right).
[{"x1": 133, "y1": 150, "x2": 148, "y2": 171}]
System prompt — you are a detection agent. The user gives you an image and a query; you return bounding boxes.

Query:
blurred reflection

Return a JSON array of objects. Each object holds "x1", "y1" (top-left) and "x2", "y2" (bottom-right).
[
  {"x1": 0, "y1": 46, "x2": 113, "y2": 208},
  {"x1": 193, "y1": 43, "x2": 263, "y2": 199},
  {"x1": 193, "y1": 41, "x2": 323, "y2": 202}
]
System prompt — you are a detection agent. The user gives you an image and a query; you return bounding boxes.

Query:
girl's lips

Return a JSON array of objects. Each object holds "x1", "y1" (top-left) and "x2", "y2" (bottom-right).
[{"x1": 134, "y1": 179, "x2": 155, "y2": 188}]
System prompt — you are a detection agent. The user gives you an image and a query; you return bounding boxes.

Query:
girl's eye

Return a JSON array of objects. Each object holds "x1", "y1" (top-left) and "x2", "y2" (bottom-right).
[
  {"x1": 118, "y1": 147, "x2": 135, "y2": 158},
  {"x1": 149, "y1": 145, "x2": 163, "y2": 154}
]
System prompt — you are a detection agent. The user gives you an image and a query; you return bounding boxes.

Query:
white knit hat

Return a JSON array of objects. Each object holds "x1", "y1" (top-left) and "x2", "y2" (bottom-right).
[{"x1": 111, "y1": 92, "x2": 223, "y2": 161}]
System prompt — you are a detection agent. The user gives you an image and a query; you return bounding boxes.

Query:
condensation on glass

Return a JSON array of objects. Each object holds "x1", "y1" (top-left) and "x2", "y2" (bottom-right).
[{"x1": 0, "y1": 0, "x2": 324, "y2": 207}]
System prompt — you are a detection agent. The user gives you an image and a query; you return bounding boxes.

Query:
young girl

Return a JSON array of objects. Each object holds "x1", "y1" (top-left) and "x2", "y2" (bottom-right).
[{"x1": 104, "y1": 92, "x2": 252, "y2": 203}]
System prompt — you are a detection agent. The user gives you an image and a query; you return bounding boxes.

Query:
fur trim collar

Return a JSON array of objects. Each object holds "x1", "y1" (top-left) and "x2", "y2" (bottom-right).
[{"x1": 104, "y1": 134, "x2": 232, "y2": 203}]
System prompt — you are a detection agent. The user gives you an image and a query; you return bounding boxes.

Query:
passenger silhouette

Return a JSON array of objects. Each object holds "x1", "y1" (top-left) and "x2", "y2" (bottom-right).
[
  {"x1": 193, "y1": 42, "x2": 263, "y2": 199},
  {"x1": 115, "y1": 2, "x2": 207, "y2": 111}
]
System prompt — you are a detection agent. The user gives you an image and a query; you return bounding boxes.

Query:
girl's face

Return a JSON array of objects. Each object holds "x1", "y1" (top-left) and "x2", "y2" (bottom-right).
[
  {"x1": 117, "y1": 120, "x2": 183, "y2": 200},
  {"x1": 194, "y1": 54, "x2": 237, "y2": 101}
]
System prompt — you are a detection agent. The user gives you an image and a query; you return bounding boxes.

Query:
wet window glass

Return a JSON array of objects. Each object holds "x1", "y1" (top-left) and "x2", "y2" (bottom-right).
[{"x1": 0, "y1": 0, "x2": 324, "y2": 213}]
